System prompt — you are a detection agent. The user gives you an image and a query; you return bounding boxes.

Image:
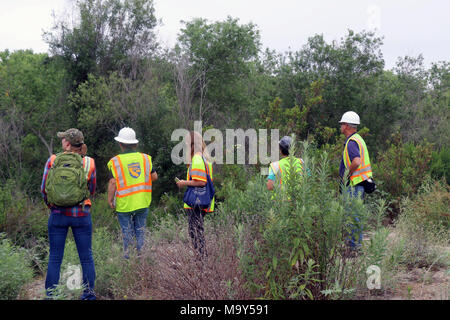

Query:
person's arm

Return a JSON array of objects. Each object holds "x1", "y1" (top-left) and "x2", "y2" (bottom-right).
[
  {"x1": 88, "y1": 161, "x2": 96, "y2": 197},
  {"x1": 41, "y1": 158, "x2": 52, "y2": 208},
  {"x1": 176, "y1": 179, "x2": 206, "y2": 188},
  {"x1": 107, "y1": 178, "x2": 116, "y2": 209},
  {"x1": 266, "y1": 166, "x2": 276, "y2": 191},
  {"x1": 348, "y1": 157, "x2": 362, "y2": 177},
  {"x1": 346, "y1": 140, "x2": 361, "y2": 179}
]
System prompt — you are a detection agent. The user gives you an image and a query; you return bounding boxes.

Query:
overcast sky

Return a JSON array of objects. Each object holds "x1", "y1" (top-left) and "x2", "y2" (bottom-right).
[{"x1": 0, "y1": 0, "x2": 448, "y2": 70}]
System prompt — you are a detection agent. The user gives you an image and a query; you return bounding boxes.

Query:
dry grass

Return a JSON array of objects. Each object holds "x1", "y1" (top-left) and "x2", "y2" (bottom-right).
[{"x1": 130, "y1": 218, "x2": 252, "y2": 300}]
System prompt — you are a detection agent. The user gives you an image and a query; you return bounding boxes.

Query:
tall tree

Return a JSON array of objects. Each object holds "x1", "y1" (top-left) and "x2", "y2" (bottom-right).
[
  {"x1": 0, "y1": 50, "x2": 71, "y2": 192},
  {"x1": 269, "y1": 30, "x2": 396, "y2": 155},
  {"x1": 44, "y1": 0, "x2": 158, "y2": 86},
  {"x1": 175, "y1": 16, "x2": 261, "y2": 127},
  {"x1": 394, "y1": 56, "x2": 450, "y2": 148}
]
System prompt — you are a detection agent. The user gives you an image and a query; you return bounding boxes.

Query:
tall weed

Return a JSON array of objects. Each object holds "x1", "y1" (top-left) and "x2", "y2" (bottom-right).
[
  {"x1": 394, "y1": 180, "x2": 449, "y2": 269},
  {"x1": 60, "y1": 227, "x2": 141, "y2": 299},
  {"x1": 221, "y1": 139, "x2": 372, "y2": 299},
  {"x1": 0, "y1": 234, "x2": 34, "y2": 299}
]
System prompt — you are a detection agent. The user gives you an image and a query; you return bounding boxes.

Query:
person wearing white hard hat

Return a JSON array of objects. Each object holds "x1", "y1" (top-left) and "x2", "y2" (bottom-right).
[
  {"x1": 107, "y1": 127, "x2": 158, "y2": 258},
  {"x1": 339, "y1": 111, "x2": 373, "y2": 251}
]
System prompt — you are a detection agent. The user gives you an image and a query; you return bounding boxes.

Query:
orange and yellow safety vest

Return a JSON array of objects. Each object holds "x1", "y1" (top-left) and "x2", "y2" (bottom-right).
[
  {"x1": 107, "y1": 152, "x2": 153, "y2": 212},
  {"x1": 342, "y1": 133, "x2": 372, "y2": 186}
]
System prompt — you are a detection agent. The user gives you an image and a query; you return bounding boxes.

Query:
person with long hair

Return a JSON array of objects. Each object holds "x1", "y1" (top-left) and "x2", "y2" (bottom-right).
[{"x1": 176, "y1": 131, "x2": 214, "y2": 257}]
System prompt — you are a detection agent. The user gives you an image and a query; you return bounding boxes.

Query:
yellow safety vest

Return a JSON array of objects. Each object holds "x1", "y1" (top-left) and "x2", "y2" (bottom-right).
[
  {"x1": 108, "y1": 152, "x2": 153, "y2": 212},
  {"x1": 269, "y1": 156, "x2": 304, "y2": 187},
  {"x1": 183, "y1": 154, "x2": 215, "y2": 212},
  {"x1": 343, "y1": 133, "x2": 372, "y2": 186}
]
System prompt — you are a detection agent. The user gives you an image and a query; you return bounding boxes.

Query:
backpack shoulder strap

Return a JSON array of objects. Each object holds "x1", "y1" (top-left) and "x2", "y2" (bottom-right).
[
  {"x1": 201, "y1": 155, "x2": 211, "y2": 178},
  {"x1": 49, "y1": 154, "x2": 57, "y2": 167}
]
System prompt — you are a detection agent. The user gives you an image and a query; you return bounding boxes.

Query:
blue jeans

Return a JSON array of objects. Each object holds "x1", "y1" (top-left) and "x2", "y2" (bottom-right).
[
  {"x1": 346, "y1": 184, "x2": 365, "y2": 249},
  {"x1": 46, "y1": 212, "x2": 96, "y2": 300},
  {"x1": 116, "y1": 207, "x2": 149, "y2": 257}
]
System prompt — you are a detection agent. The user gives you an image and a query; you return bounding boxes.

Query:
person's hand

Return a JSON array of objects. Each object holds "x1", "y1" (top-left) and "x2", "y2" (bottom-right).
[
  {"x1": 108, "y1": 201, "x2": 115, "y2": 210},
  {"x1": 176, "y1": 180, "x2": 187, "y2": 188}
]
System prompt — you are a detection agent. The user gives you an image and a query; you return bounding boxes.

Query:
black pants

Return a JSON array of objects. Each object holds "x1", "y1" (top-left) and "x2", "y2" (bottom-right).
[{"x1": 186, "y1": 207, "x2": 206, "y2": 256}]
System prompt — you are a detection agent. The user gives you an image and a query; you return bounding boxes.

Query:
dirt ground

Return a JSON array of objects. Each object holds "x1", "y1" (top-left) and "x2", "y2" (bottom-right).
[
  {"x1": 389, "y1": 267, "x2": 449, "y2": 300},
  {"x1": 18, "y1": 276, "x2": 46, "y2": 300},
  {"x1": 19, "y1": 265, "x2": 449, "y2": 301},
  {"x1": 19, "y1": 231, "x2": 449, "y2": 300},
  {"x1": 358, "y1": 266, "x2": 449, "y2": 300}
]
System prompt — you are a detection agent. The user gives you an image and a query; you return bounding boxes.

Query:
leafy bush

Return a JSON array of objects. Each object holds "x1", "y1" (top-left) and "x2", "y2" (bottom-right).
[
  {"x1": 373, "y1": 133, "x2": 434, "y2": 217},
  {"x1": 394, "y1": 179, "x2": 449, "y2": 268},
  {"x1": 150, "y1": 192, "x2": 184, "y2": 227},
  {"x1": 60, "y1": 227, "x2": 141, "y2": 299},
  {"x1": 0, "y1": 235, "x2": 34, "y2": 299},
  {"x1": 0, "y1": 180, "x2": 48, "y2": 248},
  {"x1": 219, "y1": 140, "x2": 372, "y2": 299},
  {"x1": 90, "y1": 193, "x2": 120, "y2": 233},
  {"x1": 431, "y1": 147, "x2": 450, "y2": 184}
]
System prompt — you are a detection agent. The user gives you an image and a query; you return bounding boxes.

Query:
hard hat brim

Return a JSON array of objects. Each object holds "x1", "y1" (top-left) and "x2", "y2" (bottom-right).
[
  {"x1": 339, "y1": 121, "x2": 359, "y2": 125},
  {"x1": 114, "y1": 136, "x2": 139, "y2": 144}
]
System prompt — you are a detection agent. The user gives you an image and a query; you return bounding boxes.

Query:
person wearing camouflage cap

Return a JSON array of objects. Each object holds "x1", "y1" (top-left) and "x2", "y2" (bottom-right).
[
  {"x1": 41, "y1": 128, "x2": 97, "y2": 299},
  {"x1": 57, "y1": 128, "x2": 84, "y2": 146}
]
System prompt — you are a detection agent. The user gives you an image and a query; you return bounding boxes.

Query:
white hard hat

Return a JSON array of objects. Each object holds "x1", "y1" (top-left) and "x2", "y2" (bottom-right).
[
  {"x1": 339, "y1": 111, "x2": 360, "y2": 125},
  {"x1": 114, "y1": 127, "x2": 139, "y2": 144}
]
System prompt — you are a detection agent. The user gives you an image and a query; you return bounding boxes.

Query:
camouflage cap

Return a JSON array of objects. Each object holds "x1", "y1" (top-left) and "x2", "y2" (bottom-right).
[{"x1": 57, "y1": 128, "x2": 84, "y2": 146}]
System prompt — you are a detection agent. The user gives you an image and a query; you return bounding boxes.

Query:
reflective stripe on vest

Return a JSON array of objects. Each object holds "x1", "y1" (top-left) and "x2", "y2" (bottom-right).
[
  {"x1": 343, "y1": 133, "x2": 372, "y2": 186},
  {"x1": 188, "y1": 156, "x2": 213, "y2": 181},
  {"x1": 270, "y1": 161, "x2": 282, "y2": 185},
  {"x1": 270, "y1": 157, "x2": 303, "y2": 186},
  {"x1": 110, "y1": 153, "x2": 152, "y2": 198}
]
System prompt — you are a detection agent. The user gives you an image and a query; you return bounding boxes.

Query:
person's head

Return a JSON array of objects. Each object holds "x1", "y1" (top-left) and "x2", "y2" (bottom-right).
[
  {"x1": 186, "y1": 131, "x2": 210, "y2": 163},
  {"x1": 114, "y1": 127, "x2": 139, "y2": 151},
  {"x1": 57, "y1": 128, "x2": 85, "y2": 154},
  {"x1": 339, "y1": 111, "x2": 360, "y2": 136},
  {"x1": 187, "y1": 131, "x2": 205, "y2": 157},
  {"x1": 279, "y1": 136, "x2": 292, "y2": 156}
]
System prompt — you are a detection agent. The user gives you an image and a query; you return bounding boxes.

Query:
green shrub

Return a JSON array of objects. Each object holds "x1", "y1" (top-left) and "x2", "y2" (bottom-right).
[
  {"x1": 373, "y1": 133, "x2": 434, "y2": 217},
  {"x1": 60, "y1": 227, "x2": 141, "y2": 299},
  {"x1": 431, "y1": 147, "x2": 450, "y2": 184},
  {"x1": 0, "y1": 181, "x2": 48, "y2": 248},
  {"x1": 90, "y1": 193, "x2": 120, "y2": 233},
  {"x1": 0, "y1": 234, "x2": 34, "y2": 299},
  {"x1": 219, "y1": 140, "x2": 372, "y2": 299},
  {"x1": 149, "y1": 192, "x2": 184, "y2": 228},
  {"x1": 412, "y1": 179, "x2": 450, "y2": 231},
  {"x1": 394, "y1": 179, "x2": 449, "y2": 268}
]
